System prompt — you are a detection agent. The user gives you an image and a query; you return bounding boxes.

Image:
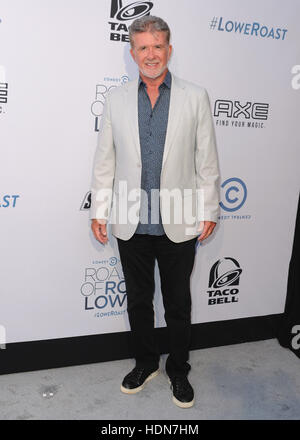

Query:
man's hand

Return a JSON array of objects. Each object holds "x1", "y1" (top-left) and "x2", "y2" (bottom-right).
[
  {"x1": 197, "y1": 221, "x2": 217, "y2": 242},
  {"x1": 91, "y1": 219, "x2": 108, "y2": 244}
]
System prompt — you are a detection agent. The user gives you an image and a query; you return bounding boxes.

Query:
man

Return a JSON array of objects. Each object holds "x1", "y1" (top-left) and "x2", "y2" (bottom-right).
[{"x1": 90, "y1": 16, "x2": 220, "y2": 409}]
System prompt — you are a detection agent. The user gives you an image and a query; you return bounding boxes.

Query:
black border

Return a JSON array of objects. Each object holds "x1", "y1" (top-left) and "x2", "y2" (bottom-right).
[{"x1": 0, "y1": 314, "x2": 283, "y2": 375}]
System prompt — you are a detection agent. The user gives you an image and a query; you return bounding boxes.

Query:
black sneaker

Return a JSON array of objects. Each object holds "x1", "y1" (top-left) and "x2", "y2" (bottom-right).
[
  {"x1": 168, "y1": 376, "x2": 194, "y2": 408},
  {"x1": 121, "y1": 367, "x2": 159, "y2": 394}
]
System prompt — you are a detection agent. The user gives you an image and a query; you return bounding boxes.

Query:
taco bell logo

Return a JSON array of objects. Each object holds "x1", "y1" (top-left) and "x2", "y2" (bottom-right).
[
  {"x1": 109, "y1": 0, "x2": 154, "y2": 42},
  {"x1": 110, "y1": 0, "x2": 153, "y2": 21},
  {"x1": 209, "y1": 257, "x2": 242, "y2": 288},
  {"x1": 206, "y1": 257, "x2": 242, "y2": 305}
]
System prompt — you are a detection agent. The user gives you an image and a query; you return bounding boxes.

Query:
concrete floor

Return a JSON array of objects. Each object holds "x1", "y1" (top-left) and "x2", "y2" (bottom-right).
[{"x1": 0, "y1": 338, "x2": 300, "y2": 420}]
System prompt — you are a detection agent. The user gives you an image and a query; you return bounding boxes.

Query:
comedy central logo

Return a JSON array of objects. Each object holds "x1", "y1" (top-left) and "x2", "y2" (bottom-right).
[
  {"x1": 220, "y1": 178, "x2": 247, "y2": 212},
  {"x1": 214, "y1": 99, "x2": 269, "y2": 129},
  {"x1": 219, "y1": 177, "x2": 251, "y2": 221},
  {"x1": 206, "y1": 257, "x2": 242, "y2": 305},
  {"x1": 108, "y1": 0, "x2": 154, "y2": 42}
]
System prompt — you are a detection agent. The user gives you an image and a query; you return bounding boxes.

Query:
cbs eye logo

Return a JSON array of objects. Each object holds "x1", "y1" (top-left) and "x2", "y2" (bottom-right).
[
  {"x1": 110, "y1": 0, "x2": 153, "y2": 21},
  {"x1": 220, "y1": 177, "x2": 247, "y2": 212}
]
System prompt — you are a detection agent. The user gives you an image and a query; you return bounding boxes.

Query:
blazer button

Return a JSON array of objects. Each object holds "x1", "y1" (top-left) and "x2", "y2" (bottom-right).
[{"x1": 137, "y1": 163, "x2": 141, "y2": 168}]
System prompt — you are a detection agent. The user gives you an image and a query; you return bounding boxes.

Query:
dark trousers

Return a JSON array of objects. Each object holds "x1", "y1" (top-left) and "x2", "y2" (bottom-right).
[{"x1": 117, "y1": 233, "x2": 197, "y2": 379}]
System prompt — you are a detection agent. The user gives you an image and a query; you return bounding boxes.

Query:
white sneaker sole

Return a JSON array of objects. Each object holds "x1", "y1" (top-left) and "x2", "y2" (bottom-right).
[
  {"x1": 120, "y1": 369, "x2": 159, "y2": 394},
  {"x1": 168, "y1": 377, "x2": 195, "y2": 408}
]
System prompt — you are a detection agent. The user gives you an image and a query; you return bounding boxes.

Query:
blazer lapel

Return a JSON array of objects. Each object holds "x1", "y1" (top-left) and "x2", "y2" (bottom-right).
[
  {"x1": 125, "y1": 78, "x2": 141, "y2": 161},
  {"x1": 162, "y1": 74, "x2": 186, "y2": 167}
]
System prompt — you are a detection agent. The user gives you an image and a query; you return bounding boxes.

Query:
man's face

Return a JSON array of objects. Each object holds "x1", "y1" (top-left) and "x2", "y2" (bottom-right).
[{"x1": 130, "y1": 31, "x2": 172, "y2": 80}]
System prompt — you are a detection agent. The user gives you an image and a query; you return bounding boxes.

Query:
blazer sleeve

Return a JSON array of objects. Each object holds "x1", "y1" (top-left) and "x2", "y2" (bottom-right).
[
  {"x1": 90, "y1": 93, "x2": 116, "y2": 221},
  {"x1": 195, "y1": 88, "x2": 220, "y2": 223}
]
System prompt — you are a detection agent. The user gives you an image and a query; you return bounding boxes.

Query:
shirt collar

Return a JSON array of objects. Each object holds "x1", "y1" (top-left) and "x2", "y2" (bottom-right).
[{"x1": 138, "y1": 70, "x2": 172, "y2": 89}]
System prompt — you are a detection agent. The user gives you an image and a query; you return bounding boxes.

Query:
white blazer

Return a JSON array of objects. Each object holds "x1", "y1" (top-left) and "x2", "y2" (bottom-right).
[{"x1": 90, "y1": 73, "x2": 220, "y2": 243}]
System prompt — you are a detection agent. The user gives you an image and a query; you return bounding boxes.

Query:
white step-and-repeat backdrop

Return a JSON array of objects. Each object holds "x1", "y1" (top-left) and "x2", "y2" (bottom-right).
[{"x1": 1, "y1": 0, "x2": 299, "y2": 345}]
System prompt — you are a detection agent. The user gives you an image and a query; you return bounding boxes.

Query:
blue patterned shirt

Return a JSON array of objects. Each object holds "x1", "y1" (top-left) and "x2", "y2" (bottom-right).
[{"x1": 135, "y1": 70, "x2": 172, "y2": 235}]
